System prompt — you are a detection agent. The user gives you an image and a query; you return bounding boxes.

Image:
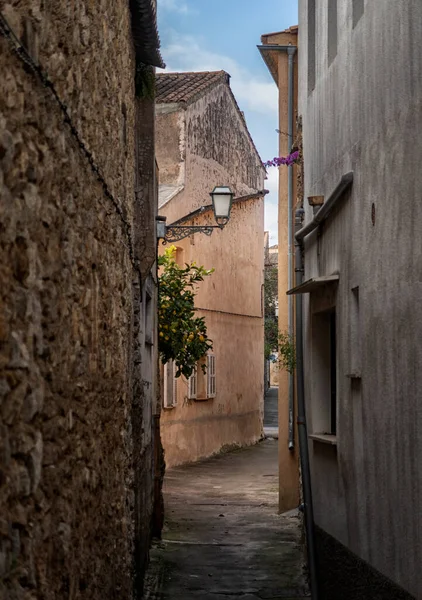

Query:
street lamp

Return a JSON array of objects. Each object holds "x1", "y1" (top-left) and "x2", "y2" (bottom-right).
[
  {"x1": 210, "y1": 186, "x2": 233, "y2": 226},
  {"x1": 157, "y1": 186, "x2": 234, "y2": 244}
]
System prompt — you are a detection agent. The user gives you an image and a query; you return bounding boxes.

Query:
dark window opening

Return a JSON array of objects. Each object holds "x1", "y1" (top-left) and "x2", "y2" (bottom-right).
[
  {"x1": 329, "y1": 311, "x2": 337, "y2": 435},
  {"x1": 328, "y1": 0, "x2": 338, "y2": 65},
  {"x1": 353, "y1": 0, "x2": 364, "y2": 28}
]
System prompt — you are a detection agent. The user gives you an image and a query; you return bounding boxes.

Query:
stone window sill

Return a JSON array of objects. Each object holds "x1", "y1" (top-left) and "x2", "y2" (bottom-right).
[
  {"x1": 309, "y1": 433, "x2": 337, "y2": 446},
  {"x1": 193, "y1": 396, "x2": 213, "y2": 402},
  {"x1": 162, "y1": 405, "x2": 176, "y2": 411}
]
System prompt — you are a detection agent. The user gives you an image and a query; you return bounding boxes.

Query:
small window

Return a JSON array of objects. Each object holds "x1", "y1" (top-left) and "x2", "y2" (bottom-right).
[
  {"x1": 311, "y1": 309, "x2": 337, "y2": 436},
  {"x1": 328, "y1": 0, "x2": 338, "y2": 66},
  {"x1": 329, "y1": 312, "x2": 337, "y2": 435},
  {"x1": 163, "y1": 360, "x2": 177, "y2": 408},
  {"x1": 207, "y1": 354, "x2": 216, "y2": 399},
  {"x1": 350, "y1": 286, "x2": 361, "y2": 376},
  {"x1": 353, "y1": 0, "x2": 364, "y2": 27},
  {"x1": 175, "y1": 246, "x2": 184, "y2": 266},
  {"x1": 188, "y1": 354, "x2": 216, "y2": 400}
]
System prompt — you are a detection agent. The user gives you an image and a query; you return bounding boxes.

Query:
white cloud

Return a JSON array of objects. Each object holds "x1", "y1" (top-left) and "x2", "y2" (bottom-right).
[
  {"x1": 159, "y1": 34, "x2": 278, "y2": 116},
  {"x1": 159, "y1": 0, "x2": 192, "y2": 13},
  {"x1": 264, "y1": 167, "x2": 279, "y2": 243}
]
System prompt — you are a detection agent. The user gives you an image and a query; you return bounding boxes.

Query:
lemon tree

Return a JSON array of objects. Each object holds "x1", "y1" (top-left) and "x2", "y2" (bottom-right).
[{"x1": 158, "y1": 246, "x2": 214, "y2": 378}]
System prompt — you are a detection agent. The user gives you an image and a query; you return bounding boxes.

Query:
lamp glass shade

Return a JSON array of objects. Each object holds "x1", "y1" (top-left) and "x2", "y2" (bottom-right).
[{"x1": 210, "y1": 186, "x2": 233, "y2": 221}]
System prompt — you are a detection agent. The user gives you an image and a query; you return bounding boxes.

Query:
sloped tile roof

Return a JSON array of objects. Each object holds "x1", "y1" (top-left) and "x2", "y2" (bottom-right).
[{"x1": 156, "y1": 71, "x2": 229, "y2": 104}]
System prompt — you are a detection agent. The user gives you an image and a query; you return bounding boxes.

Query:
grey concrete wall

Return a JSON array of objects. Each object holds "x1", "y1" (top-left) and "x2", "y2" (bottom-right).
[{"x1": 298, "y1": 1, "x2": 422, "y2": 597}]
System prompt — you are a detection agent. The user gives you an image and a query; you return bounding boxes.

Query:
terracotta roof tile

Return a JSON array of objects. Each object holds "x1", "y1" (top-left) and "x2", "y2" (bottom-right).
[{"x1": 156, "y1": 71, "x2": 229, "y2": 104}]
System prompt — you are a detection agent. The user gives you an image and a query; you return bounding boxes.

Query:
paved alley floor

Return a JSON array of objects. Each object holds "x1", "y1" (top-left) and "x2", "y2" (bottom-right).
[{"x1": 144, "y1": 440, "x2": 308, "y2": 599}]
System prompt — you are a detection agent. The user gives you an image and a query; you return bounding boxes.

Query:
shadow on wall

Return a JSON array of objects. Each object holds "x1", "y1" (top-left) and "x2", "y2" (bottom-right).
[{"x1": 315, "y1": 527, "x2": 416, "y2": 600}]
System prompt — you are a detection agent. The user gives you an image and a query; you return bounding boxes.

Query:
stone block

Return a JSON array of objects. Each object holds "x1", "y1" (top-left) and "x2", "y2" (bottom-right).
[
  {"x1": 10, "y1": 462, "x2": 31, "y2": 498},
  {"x1": 0, "y1": 424, "x2": 11, "y2": 468},
  {"x1": 8, "y1": 332, "x2": 30, "y2": 370},
  {"x1": 0, "y1": 379, "x2": 11, "y2": 401},
  {"x1": 22, "y1": 383, "x2": 44, "y2": 423},
  {"x1": 28, "y1": 431, "x2": 43, "y2": 492},
  {"x1": 1, "y1": 381, "x2": 27, "y2": 425}
]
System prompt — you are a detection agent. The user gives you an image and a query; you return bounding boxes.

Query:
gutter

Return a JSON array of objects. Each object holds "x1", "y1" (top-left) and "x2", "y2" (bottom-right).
[
  {"x1": 293, "y1": 207, "x2": 319, "y2": 600},
  {"x1": 296, "y1": 172, "x2": 354, "y2": 242},
  {"x1": 287, "y1": 46, "x2": 296, "y2": 451}
]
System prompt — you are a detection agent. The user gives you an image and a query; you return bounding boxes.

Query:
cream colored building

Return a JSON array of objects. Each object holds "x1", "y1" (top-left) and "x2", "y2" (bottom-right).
[
  {"x1": 259, "y1": 28, "x2": 300, "y2": 511},
  {"x1": 156, "y1": 71, "x2": 266, "y2": 468}
]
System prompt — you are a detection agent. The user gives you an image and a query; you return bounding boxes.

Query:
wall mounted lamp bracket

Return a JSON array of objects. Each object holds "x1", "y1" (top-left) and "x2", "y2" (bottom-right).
[
  {"x1": 156, "y1": 186, "x2": 233, "y2": 244},
  {"x1": 157, "y1": 216, "x2": 224, "y2": 244}
]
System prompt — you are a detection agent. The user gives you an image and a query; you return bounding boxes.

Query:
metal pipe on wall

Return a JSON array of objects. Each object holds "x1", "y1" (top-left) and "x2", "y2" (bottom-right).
[
  {"x1": 293, "y1": 173, "x2": 353, "y2": 599},
  {"x1": 294, "y1": 208, "x2": 319, "y2": 600},
  {"x1": 287, "y1": 46, "x2": 296, "y2": 451}
]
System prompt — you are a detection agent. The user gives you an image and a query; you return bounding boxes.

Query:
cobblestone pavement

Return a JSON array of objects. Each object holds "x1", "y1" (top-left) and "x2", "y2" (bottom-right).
[{"x1": 144, "y1": 440, "x2": 309, "y2": 599}]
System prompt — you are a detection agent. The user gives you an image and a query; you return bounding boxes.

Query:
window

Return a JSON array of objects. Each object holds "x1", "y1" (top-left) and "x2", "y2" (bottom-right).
[
  {"x1": 308, "y1": 0, "x2": 316, "y2": 93},
  {"x1": 329, "y1": 311, "x2": 337, "y2": 435},
  {"x1": 188, "y1": 353, "x2": 216, "y2": 400},
  {"x1": 328, "y1": 0, "x2": 338, "y2": 66},
  {"x1": 349, "y1": 286, "x2": 361, "y2": 376},
  {"x1": 311, "y1": 309, "x2": 337, "y2": 436},
  {"x1": 352, "y1": 0, "x2": 364, "y2": 28},
  {"x1": 175, "y1": 246, "x2": 184, "y2": 266},
  {"x1": 188, "y1": 366, "x2": 197, "y2": 400},
  {"x1": 207, "y1": 354, "x2": 216, "y2": 399},
  {"x1": 163, "y1": 360, "x2": 177, "y2": 408}
]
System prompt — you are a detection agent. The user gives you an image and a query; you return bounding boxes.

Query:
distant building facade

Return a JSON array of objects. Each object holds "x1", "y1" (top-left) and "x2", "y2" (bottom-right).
[
  {"x1": 0, "y1": 2, "x2": 163, "y2": 597},
  {"x1": 296, "y1": 1, "x2": 422, "y2": 598},
  {"x1": 264, "y1": 234, "x2": 279, "y2": 388},
  {"x1": 156, "y1": 71, "x2": 266, "y2": 468},
  {"x1": 259, "y1": 27, "x2": 300, "y2": 512}
]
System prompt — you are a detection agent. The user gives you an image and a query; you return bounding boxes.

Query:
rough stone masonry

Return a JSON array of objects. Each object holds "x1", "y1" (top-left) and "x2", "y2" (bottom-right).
[{"x1": 0, "y1": 1, "x2": 159, "y2": 598}]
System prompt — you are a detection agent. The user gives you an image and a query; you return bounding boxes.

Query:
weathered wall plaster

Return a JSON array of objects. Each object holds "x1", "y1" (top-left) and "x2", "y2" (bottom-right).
[{"x1": 156, "y1": 79, "x2": 265, "y2": 468}]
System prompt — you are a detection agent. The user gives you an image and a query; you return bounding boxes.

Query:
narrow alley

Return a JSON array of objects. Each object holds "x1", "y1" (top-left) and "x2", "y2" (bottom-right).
[
  {"x1": 264, "y1": 386, "x2": 279, "y2": 435},
  {"x1": 144, "y1": 440, "x2": 308, "y2": 599}
]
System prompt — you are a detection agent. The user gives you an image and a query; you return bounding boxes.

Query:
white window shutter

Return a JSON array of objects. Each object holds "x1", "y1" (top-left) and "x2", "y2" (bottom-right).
[
  {"x1": 172, "y1": 361, "x2": 177, "y2": 406},
  {"x1": 163, "y1": 360, "x2": 177, "y2": 407},
  {"x1": 207, "y1": 354, "x2": 216, "y2": 398},
  {"x1": 188, "y1": 367, "x2": 197, "y2": 399}
]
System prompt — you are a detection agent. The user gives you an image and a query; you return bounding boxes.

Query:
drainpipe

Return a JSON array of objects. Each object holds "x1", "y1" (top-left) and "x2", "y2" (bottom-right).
[
  {"x1": 294, "y1": 207, "x2": 319, "y2": 600},
  {"x1": 294, "y1": 172, "x2": 354, "y2": 600},
  {"x1": 287, "y1": 46, "x2": 296, "y2": 451}
]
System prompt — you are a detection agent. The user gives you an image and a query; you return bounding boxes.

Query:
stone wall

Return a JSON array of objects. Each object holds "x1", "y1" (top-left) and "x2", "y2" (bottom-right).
[{"x1": 0, "y1": 2, "x2": 156, "y2": 598}]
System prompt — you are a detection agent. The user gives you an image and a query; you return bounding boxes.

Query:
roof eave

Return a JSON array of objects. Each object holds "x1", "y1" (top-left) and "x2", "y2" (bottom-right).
[{"x1": 129, "y1": 0, "x2": 165, "y2": 68}]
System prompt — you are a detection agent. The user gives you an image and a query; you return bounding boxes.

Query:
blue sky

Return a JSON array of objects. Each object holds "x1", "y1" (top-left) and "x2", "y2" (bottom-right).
[{"x1": 157, "y1": 0, "x2": 299, "y2": 243}]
